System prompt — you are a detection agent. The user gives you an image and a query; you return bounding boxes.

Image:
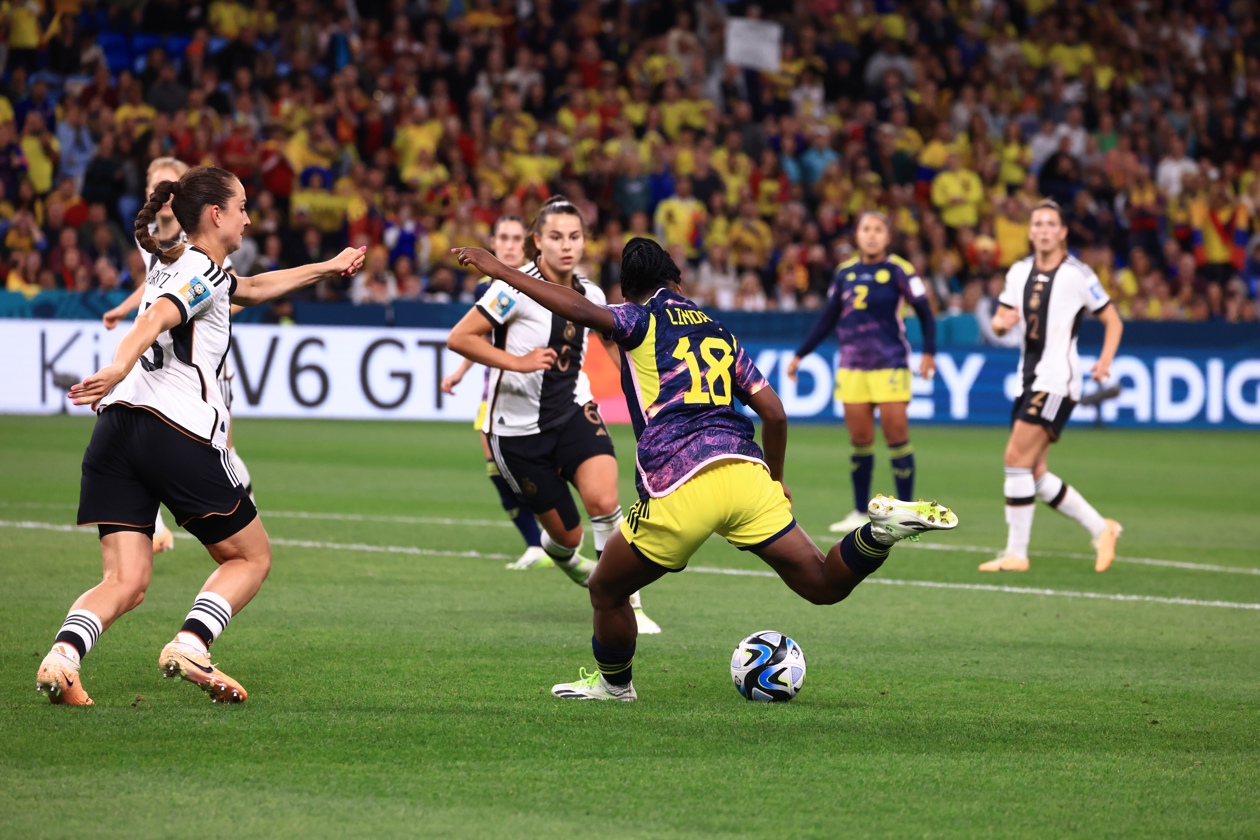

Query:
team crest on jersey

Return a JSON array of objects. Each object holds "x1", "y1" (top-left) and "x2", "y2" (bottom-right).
[
  {"x1": 180, "y1": 278, "x2": 211, "y2": 308},
  {"x1": 490, "y1": 291, "x2": 516, "y2": 318},
  {"x1": 845, "y1": 271, "x2": 856, "y2": 281},
  {"x1": 875, "y1": 268, "x2": 891, "y2": 283}
]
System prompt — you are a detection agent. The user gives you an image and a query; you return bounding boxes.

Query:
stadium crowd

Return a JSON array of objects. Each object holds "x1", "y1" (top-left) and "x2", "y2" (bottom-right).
[{"x1": 1, "y1": 0, "x2": 1259, "y2": 329}]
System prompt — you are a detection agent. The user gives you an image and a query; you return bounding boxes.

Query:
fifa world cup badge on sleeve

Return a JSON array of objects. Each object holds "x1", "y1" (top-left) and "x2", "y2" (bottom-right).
[
  {"x1": 490, "y1": 291, "x2": 516, "y2": 319},
  {"x1": 182, "y1": 278, "x2": 211, "y2": 308}
]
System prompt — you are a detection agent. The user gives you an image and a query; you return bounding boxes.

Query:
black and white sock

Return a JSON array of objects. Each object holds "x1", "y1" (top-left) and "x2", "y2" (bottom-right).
[
  {"x1": 180, "y1": 592, "x2": 233, "y2": 650},
  {"x1": 54, "y1": 609, "x2": 103, "y2": 659},
  {"x1": 541, "y1": 532, "x2": 581, "y2": 569},
  {"x1": 589, "y1": 507, "x2": 622, "y2": 560}
]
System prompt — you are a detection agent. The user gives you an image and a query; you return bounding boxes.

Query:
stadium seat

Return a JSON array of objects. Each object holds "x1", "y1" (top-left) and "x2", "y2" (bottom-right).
[
  {"x1": 96, "y1": 32, "x2": 131, "y2": 74},
  {"x1": 132, "y1": 33, "x2": 164, "y2": 58},
  {"x1": 164, "y1": 35, "x2": 193, "y2": 61}
]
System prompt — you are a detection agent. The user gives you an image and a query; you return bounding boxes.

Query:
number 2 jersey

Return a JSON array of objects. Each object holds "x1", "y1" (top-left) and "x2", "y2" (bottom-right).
[
  {"x1": 999, "y1": 254, "x2": 1111, "y2": 400},
  {"x1": 794, "y1": 254, "x2": 936, "y2": 370},
  {"x1": 100, "y1": 245, "x2": 236, "y2": 448},
  {"x1": 605, "y1": 288, "x2": 771, "y2": 500}
]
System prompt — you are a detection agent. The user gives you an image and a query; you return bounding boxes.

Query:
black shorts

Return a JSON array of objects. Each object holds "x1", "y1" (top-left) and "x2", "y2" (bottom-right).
[
  {"x1": 78, "y1": 405, "x2": 257, "y2": 544},
  {"x1": 489, "y1": 402, "x2": 616, "y2": 526},
  {"x1": 1011, "y1": 391, "x2": 1076, "y2": 442}
]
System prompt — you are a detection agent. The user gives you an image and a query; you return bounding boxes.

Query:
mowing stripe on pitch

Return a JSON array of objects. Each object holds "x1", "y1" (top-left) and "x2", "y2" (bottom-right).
[
  {"x1": 5, "y1": 519, "x2": 1258, "y2": 612},
  {"x1": 0, "y1": 520, "x2": 513, "y2": 561},
  {"x1": 3, "y1": 501, "x2": 1255, "y2": 575}
]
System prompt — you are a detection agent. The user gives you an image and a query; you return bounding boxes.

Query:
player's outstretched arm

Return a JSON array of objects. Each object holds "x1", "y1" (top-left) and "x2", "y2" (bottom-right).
[
  {"x1": 70, "y1": 297, "x2": 184, "y2": 409},
  {"x1": 452, "y1": 246, "x2": 616, "y2": 334},
  {"x1": 747, "y1": 386, "x2": 789, "y2": 493},
  {"x1": 230, "y1": 247, "x2": 366, "y2": 306},
  {"x1": 103, "y1": 284, "x2": 146, "y2": 329},
  {"x1": 1091, "y1": 303, "x2": 1124, "y2": 381}
]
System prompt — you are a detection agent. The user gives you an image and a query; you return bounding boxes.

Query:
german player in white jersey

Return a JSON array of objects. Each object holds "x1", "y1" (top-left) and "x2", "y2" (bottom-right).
[
  {"x1": 981, "y1": 200, "x2": 1125, "y2": 573},
  {"x1": 440, "y1": 215, "x2": 550, "y2": 571},
  {"x1": 35, "y1": 165, "x2": 365, "y2": 705},
  {"x1": 104, "y1": 157, "x2": 255, "y2": 556},
  {"x1": 447, "y1": 196, "x2": 660, "y2": 633}
]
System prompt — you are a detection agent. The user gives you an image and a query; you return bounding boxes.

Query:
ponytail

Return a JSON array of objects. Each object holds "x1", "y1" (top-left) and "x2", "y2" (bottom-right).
[
  {"x1": 135, "y1": 180, "x2": 186, "y2": 264},
  {"x1": 133, "y1": 165, "x2": 239, "y2": 265}
]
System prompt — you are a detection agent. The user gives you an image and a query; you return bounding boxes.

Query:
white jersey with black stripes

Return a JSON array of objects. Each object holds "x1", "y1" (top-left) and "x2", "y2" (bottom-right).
[
  {"x1": 999, "y1": 254, "x2": 1111, "y2": 401},
  {"x1": 474, "y1": 261, "x2": 602, "y2": 437},
  {"x1": 102, "y1": 245, "x2": 236, "y2": 448},
  {"x1": 136, "y1": 227, "x2": 236, "y2": 391}
]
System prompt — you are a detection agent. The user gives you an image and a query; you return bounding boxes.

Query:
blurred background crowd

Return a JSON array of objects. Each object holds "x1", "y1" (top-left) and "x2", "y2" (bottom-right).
[{"x1": 2, "y1": 0, "x2": 1259, "y2": 331}]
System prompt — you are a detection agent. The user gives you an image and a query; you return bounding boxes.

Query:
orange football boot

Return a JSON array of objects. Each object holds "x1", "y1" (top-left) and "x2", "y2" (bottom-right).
[
  {"x1": 978, "y1": 555, "x2": 1030, "y2": 572},
  {"x1": 1093, "y1": 519, "x2": 1123, "y2": 572},
  {"x1": 36, "y1": 644, "x2": 94, "y2": 706},
  {"x1": 158, "y1": 636, "x2": 248, "y2": 703}
]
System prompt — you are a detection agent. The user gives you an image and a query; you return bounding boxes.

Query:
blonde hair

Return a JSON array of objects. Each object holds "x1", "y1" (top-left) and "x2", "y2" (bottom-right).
[{"x1": 146, "y1": 157, "x2": 189, "y2": 183}]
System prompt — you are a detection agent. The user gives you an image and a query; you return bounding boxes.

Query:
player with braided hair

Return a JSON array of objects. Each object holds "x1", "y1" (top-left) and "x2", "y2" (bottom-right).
[
  {"x1": 452, "y1": 237, "x2": 959, "y2": 701},
  {"x1": 104, "y1": 157, "x2": 256, "y2": 555},
  {"x1": 36, "y1": 165, "x2": 366, "y2": 706}
]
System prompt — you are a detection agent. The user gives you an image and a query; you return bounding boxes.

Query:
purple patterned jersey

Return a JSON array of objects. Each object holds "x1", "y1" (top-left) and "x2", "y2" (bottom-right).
[
  {"x1": 606, "y1": 288, "x2": 770, "y2": 499},
  {"x1": 794, "y1": 254, "x2": 936, "y2": 370}
]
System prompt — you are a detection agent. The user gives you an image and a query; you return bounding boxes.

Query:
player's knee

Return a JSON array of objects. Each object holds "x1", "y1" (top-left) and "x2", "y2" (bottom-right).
[
  {"x1": 584, "y1": 493, "x2": 620, "y2": 519},
  {"x1": 849, "y1": 433, "x2": 875, "y2": 448},
  {"x1": 128, "y1": 586, "x2": 148, "y2": 610},
  {"x1": 587, "y1": 575, "x2": 629, "y2": 611},
  {"x1": 805, "y1": 587, "x2": 849, "y2": 606},
  {"x1": 252, "y1": 546, "x2": 273, "y2": 580}
]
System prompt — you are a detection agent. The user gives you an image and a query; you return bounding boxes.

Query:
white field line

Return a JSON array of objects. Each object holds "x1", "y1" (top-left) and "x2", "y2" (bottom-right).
[
  {"x1": 5, "y1": 519, "x2": 1258, "y2": 612},
  {"x1": 3, "y1": 501, "x2": 1254, "y2": 577},
  {"x1": 688, "y1": 565, "x2": 1260, "y2": 611},
  {"x1": 811, "y1": 534, "x2": 1260, "y2": 577}
]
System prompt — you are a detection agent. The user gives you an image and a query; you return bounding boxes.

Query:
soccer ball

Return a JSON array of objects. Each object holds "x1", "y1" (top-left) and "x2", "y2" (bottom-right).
[{"x1": 730, "y1": 631, "x2": 806, "y2": 702}]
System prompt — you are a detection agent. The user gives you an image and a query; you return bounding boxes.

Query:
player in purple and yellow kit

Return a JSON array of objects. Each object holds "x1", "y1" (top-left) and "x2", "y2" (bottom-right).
[
  {"x1": 787, "y1": 212, "x2": 937, "y2": 534},
  {"x1": 453, "y1": 238, "x2": 959, "y2": 702}
]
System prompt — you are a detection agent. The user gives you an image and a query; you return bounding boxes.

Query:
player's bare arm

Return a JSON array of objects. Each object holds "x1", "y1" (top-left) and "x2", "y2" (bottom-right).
[
  {"x1": 103, "y1": 284, "x2": 147, "y2": 329},
  {"x1": 447, "y1": 308, "x2": 558, "y2": 373},
  {"x1": 747, "y1": 386, "x2": 789, "y2": 496},
  {"x1": 453, "y1": 246, "x2": 616, "y2": 335},
  {"x1": 230, "y1": 247, "x2": 366, "y2": 306},
  {"x1": 70, "y1": 297, "x2": 184, "y2": 409},
  {"x1": 1091, "y1": 303, "x2": 1123, "y2": 381}
]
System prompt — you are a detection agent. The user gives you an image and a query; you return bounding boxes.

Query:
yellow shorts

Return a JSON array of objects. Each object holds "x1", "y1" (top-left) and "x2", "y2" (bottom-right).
[
  {"x1": 619, "y1": 459, "x2": 796, "y2": 572},
  {"x1": 835, "y1": 368, "x2": 911, "y2": 404},
  {"x1": 473, "y1": 400, "x2": 488, "y2": 431}
]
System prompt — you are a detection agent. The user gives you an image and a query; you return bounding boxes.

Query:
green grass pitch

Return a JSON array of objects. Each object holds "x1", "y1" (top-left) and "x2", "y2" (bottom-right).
[{"x1": 1, "y1": 415, "x2": 1257, "y2": 838}]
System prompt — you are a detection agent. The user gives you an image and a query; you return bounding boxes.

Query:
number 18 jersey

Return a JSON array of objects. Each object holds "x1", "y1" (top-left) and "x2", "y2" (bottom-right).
[{"x1": 605, "y1": 288, "x2": 770, "y2": 500}]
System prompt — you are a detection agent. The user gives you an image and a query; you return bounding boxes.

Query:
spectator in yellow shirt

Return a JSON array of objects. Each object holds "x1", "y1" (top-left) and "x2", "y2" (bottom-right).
[
  {"x1": 1046, "y1": 27, "x2": 1095, "y2": 78},
  {"x1": 113, "y1": 81, "x2": 157, "y2": 141},
  {"x1": 208, "y1": 0, "x2": 250, "y2": 38},
  {"x1": 18, "y1": 112, "x2": 59, "y2": 195},
  {"x1": 993, "y1": 196, "x2": 1030, "y2": 267},
  {"x1": 712, "y1": 130, "x2": 753, "y2": 207},
  {"x1": 653, "y1": 176, "x2": 707, "y2": 261},
  {"x1": 728, "y1": 200, "x2": 773, "y2": 268},
  {"x1": 931, "y1": 154, "x2": 984, "y2": 230}
]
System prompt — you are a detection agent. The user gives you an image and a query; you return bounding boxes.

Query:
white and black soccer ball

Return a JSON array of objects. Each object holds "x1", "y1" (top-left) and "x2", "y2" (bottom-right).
[{"x1": 730, "y1": 631, "x2": 806, "y2": 702}]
